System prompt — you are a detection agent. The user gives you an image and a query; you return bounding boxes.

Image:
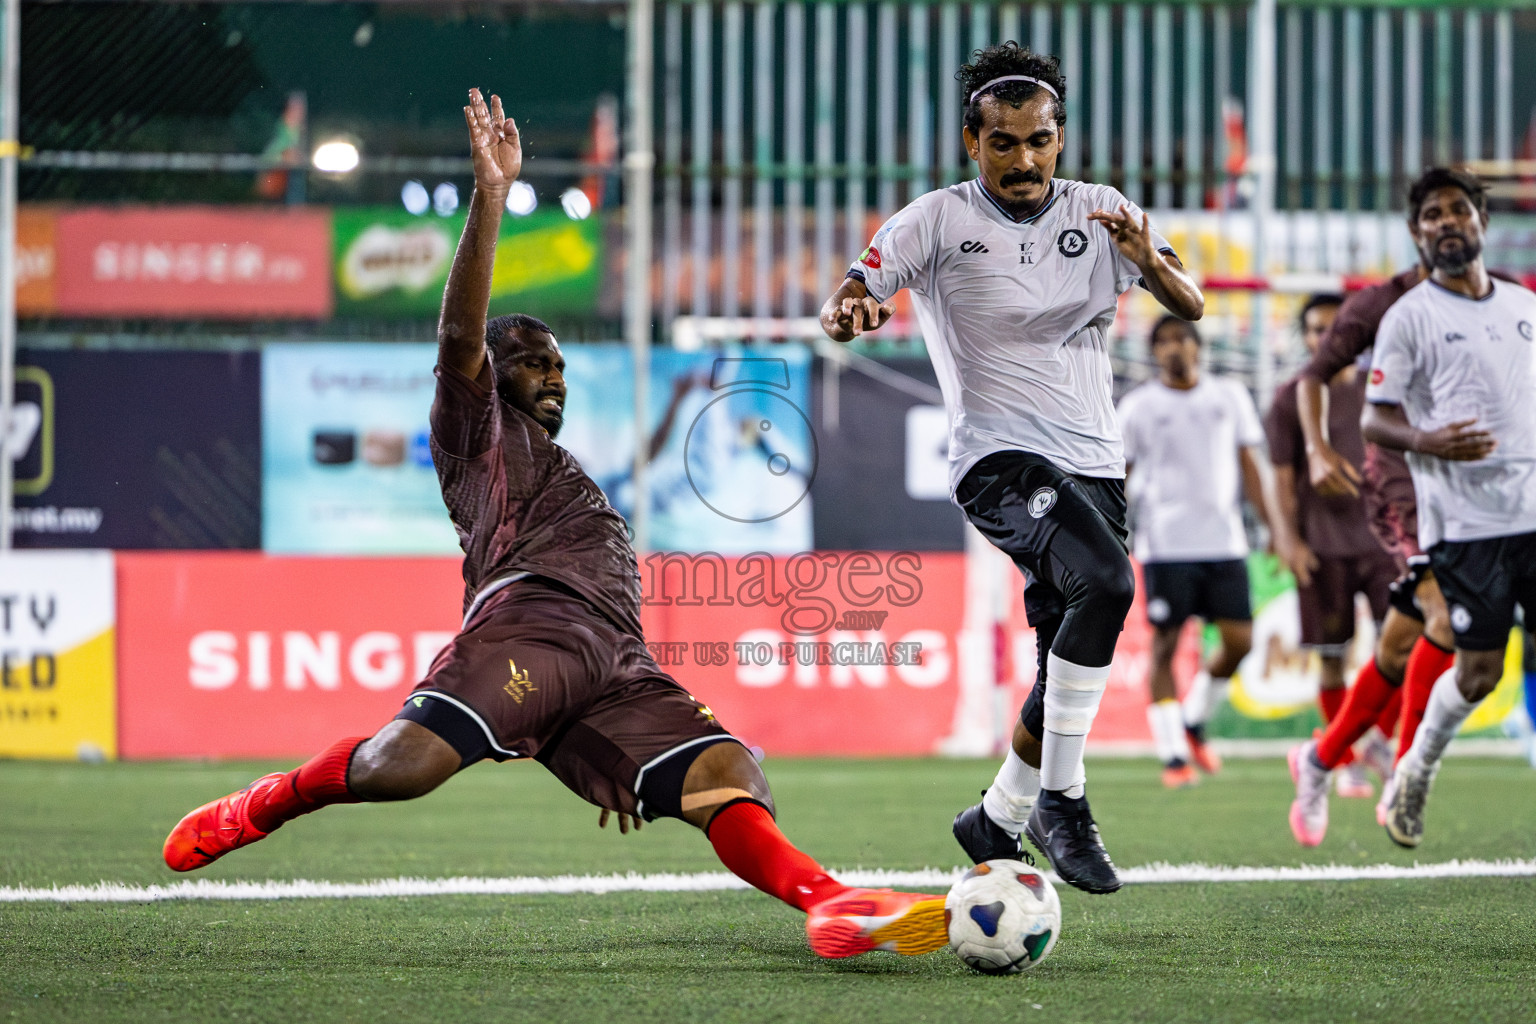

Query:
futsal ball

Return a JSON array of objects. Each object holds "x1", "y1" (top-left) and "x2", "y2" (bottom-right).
[{"x1": 945, "y1": 859, "x2": 1061, "y2": 974}]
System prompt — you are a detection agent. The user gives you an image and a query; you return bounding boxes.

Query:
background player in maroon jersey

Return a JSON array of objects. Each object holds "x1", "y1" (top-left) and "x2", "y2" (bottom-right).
[
  {"x1": 162, "y1": 89, "x2": 949, "y2": 962},
  {"x1": 1267, "y1": 295, "x2": 1401, "y2": 801}
]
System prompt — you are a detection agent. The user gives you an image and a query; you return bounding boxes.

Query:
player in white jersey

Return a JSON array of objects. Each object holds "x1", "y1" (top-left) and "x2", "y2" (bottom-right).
[
  {"x1": 1117, "y1": 317, "x2": 1270, "y2": 788},
  {"x1": 817, "y1": 42, "x2": 1203, "y2": 894},
  {"x1": 1362, "y1": 167, "x2": 1536, "y2": 847}
]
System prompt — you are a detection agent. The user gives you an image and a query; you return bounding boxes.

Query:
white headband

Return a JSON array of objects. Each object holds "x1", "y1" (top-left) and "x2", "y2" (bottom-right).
[{"x1": 968, "y1": 74, "x2": 1059, "y2": 105}]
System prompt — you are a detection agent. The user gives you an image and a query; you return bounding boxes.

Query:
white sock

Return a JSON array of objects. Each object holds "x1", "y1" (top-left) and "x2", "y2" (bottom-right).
[
  {"x1": 1147, "y1": 700, "x2": 1193, "y2": 766},
  {"x1": 1402, "y1": 668, "x2": 1477, "y2": 773},
  {"x1": 1040, "y1": 652, "x2": 1110, "y2": 793},
  {"x1": 1183, "y1": 670, "x2": 1231, "y2": 728},
  {"x1": 982, "y1": 747, "x2": 1042, "y2": 833}
]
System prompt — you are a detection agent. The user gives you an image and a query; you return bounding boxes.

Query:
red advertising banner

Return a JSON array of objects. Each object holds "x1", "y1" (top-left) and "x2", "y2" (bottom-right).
[
  {"x1": 54, "y1": 207, "x2": 332, "y2": 319},
  {"x1": 15, "y1": 206, "x2": 57, "y2": 315},
  {"x1": 115, "y1": 551, "x2": 1178, "y2": 761},
  {"x1": 117, "y1": 553, "x2": 463, "y2": 759}
]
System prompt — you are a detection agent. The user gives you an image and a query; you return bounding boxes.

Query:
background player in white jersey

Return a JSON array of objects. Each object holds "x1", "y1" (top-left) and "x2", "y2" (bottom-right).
[
  {"x1": 1118, "y1": 316, "x2": 1270, "y2": 788},
  {"x1": 817, "y1": 42, "x2": 1203, "y2": 894},
  {"x1": 1362, "y1": 167, "x2": 1536, "y2": 847}
]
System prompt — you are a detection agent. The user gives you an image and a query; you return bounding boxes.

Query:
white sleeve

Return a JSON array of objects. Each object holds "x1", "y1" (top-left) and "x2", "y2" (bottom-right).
[
  {"x1": 1230, "y1": 381, "x2": 1266, "y2": 448},
  {"x1": 1367, "y1": 307, "x2": 1416, "y2": 406},
  {"x1": 1099, "y1": 188, "x2": 1176, "y2": 294},
  {"x1": 847, "y1": 199, "x2": 938, "y2": 303}
]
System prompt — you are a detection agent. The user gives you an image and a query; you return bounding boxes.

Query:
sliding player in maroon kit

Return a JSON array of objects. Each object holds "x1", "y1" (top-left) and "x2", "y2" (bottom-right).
[
  {"x1": 1284, "y1": 168, "x2": 1519, "y2": 845},
  {"x1": 163, "y1": 89, "x2": 949, "y2": 961}
]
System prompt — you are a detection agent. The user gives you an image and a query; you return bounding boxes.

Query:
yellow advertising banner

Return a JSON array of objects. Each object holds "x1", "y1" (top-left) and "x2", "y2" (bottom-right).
[{"x1": 0, "y1": 551, "x2": 116, "y2": 760}]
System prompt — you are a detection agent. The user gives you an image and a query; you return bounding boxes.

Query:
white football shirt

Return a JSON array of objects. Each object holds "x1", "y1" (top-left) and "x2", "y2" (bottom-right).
[
  {"x1": 1367, "y1": 277, "x2": 1536, "y2": 548},
  {"x1": 1117, "y1": 376, "x2": 1265, "y2": 562},
  {"x1": 849, "y1": 177, "x2": 1173, "y2": 492}
]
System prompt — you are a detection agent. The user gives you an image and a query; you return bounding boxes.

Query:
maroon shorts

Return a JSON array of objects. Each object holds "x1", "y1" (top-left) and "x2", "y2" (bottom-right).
[
  {"x1": 1296, "y1": 548, "x2": 1399, "y2": 653},
  {"x1": 411, "y1": 578, "x2": 734, "y2": 818},
  {"x1": 1363, "y1": 444, "x2": 1422, "y2": 565}
]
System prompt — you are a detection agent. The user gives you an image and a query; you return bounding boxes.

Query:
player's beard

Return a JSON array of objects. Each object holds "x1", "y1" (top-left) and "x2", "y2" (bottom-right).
[{"x1": 1428, "y1": 233, "x2": 1482, "y2": 277}]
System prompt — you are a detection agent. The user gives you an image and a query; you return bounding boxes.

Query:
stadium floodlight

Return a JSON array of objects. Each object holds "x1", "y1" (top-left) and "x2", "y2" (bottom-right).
[
  {"x1": 400, "y1": 180, "x2": 429, "y2": 215},
  {"x1": 560, "y1": 187, "x2": 592, "y2": 220},
  {"x1": 433, "y1": 182, "x2": 460, "y2": 216},
  {"x1": 311, "y1": 139, "x2": 359, "y2": 174},
  {"x1": 505, "y1": 181, "x2": 537, "y2": 216}
]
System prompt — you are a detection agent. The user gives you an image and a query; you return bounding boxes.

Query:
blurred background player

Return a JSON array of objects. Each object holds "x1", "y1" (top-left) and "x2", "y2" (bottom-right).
[
  {"x1": 1286, "y1": 167, "x2": 1521, "y2": 846},
  {"x1": 163, "y1": 89, "x2": 950, "y2": 961},
  {"x1": 1266, "y1": 294, "x2": 1401, "y2": 800},
  {"x1": 1117, "y1": 316, "x2": 1271, "y2": 788},
  {"x1": 1363, "y1": 167, "x2": 1536, "y2": 848},
  {"x1": 820, "y1": 43, "x2": 1203, "y2": 893}
]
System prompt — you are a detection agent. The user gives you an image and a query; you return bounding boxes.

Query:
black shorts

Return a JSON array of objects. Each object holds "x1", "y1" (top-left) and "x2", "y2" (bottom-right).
[
  {"x1": 1142, "y1": 559, "x2": 1252, "y2": 630},
  {"x1": 1386, "y1": 558, "x2": 1433, "y2": 624},
  {"x1": 1297, "y1": 548, "x2": 1398, "y2": 653},
  {"x1": 399, "y1": 577, "x2": 737, "y2": 820},
  {"x1": 956, "y1": 450, "x2": 1132, "y2": 739},
  {"x1": 1429, "y1": 532, "x2": 1536, "y2": 651}
]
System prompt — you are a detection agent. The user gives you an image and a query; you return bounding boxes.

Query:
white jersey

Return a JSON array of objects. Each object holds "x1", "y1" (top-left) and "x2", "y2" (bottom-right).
[
  {"x1": 850, "y1": 178, "x2": 1173, "y2": 492},
  {"x1": 1117, "y1": 376, "x2": 1264, "y2": 562},
  {"x1": 1367, "y1": 277, "x2": 1536, "y2": 548}
]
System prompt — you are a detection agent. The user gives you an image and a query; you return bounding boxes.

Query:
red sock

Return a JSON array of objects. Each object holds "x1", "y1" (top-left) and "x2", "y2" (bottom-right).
[
  {"x1": 1315, "y1": 660, "x2": 1397, "y2": 769},
  {"x1": 1395, "y1": 637, "x2": 1455, "y2": 765},
  {"x1": 247, "y1": 736, "x2": 367, "y2": 833},
  {"x1": 707, "y1": 801, "x2": 847, "y2": 912},
  {"x1": 1375, "y1": 686, "x2": 1403, "y2": 740},
  {"x1": 1317, "y1": 687, "x2": 1354, "y2": 765}
]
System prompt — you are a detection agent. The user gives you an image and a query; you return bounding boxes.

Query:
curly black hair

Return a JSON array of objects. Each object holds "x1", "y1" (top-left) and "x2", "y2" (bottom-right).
[
  {"x1": 1298, "y1": 293, "x2": 1344, "y2": 329},
  {"x1": 486, "y1": 312, "x2": 555, "y2": 363},
  {"x1": 1149, "y1": 314, "x2": 1200, "y2": 349},
  {"x1": 956, "y1": 42, "x2": 1067, "y2": 135},
  {"x1": 1405, "y1": 167, "x2": 1487, "y2": 225}
]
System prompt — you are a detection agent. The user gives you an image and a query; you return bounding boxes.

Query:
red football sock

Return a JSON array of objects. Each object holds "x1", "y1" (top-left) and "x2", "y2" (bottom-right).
[
  {"x1": 1317, "y1": 687, "x2": 1354, "y2": 766},
  {"x1": 707, "y1": 801, "x2": 847, "y2": 912},
  {"x1": 1395, "y1": 637, "x2": 1455, "y2": 765},
  {"x1": 1375, "y1": 686, "x2": 1403, "y2": 740},
  {"x1": 247, "y1": 736, "x2": 367, "y2": 833},
  {"x1": 1315, "y1": 659, "x2": 1397, "y2": 769}
]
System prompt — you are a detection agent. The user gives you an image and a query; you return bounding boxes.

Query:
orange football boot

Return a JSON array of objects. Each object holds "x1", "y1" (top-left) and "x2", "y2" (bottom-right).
[
  {"x1": 805, "y1": 887, "x2": 949, "y2": 959},
  {"x1": 1185, "y1": 728, "x2": 1223, "y2": 774},
  {"x1": 162, "y1": 772, "x2": 285, "y2": 872}
]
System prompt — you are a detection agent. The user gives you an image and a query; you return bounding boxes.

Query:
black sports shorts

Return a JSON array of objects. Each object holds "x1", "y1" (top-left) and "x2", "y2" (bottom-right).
[
  {"x1": 1297, "y1": 548, "x2": 1398, "y2": 653},
  {"x1": 1385, "y1": 558, "x2": 1432, "y2": 624},
  {"x1": 1142, "y1": 559, "x2": 1252, "y2": 630},
  {"x1": 399, "y1": 577, "x2": 738, "y2": 820},
  {"x1": 956, "y1": 450, "x2": 1131, "y2": 740},
  {"x1": 1429, "y1": 532, "x2": 1536, "y2": 651}
]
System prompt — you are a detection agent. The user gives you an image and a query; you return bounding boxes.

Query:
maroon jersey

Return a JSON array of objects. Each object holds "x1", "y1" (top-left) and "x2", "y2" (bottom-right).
[
  {"x1": 430, "y1": 362, "x2": 643, "y2": 638},
  {"x1": 1266, "y1": 372, "x2": 1383, "y2": 558}
]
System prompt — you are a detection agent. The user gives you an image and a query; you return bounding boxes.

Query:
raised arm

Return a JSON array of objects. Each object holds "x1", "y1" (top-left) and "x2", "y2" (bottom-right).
[
  {"x1": 819, "y1": 276, "x2": 896, "y2": 343},
  {"x1": 1088, "y1": 204, "x2": 1204, "y2": 321},
  {"x1": 438, "y1": 89, "x2": 522, "y2": 380}
]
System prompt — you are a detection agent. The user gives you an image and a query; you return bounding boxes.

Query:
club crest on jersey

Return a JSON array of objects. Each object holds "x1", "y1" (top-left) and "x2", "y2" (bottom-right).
[
  {"x1": 1028, "y1": 487, "x2": 1057, "y2": 518},
  {"x1": 959, "y1": 240, "x2": 990, "y2": 253},
  {"x1": 504, "y1": 659, "x2": 538, "y2": 704},
  {"x1": 1451, "y1": 605, "x2": 1473, "y2": 633},
  {"x1": 1147, "y1": 597, "x2": 1171, "y2": 624},
  {"x1": 1520, "y1": 321, "x2": 1533, "y2": 341},
  {"x1": 860, "y1": 246, "x2": 882, "y2": 268},
  {"x1": 1057, "y1": 228, "x2": 1088, "y2": 258}
]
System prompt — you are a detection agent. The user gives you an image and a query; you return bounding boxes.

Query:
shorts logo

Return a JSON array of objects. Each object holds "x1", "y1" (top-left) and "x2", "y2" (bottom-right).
[
  {"x1": 1028, "y1": 487, "x2": 1057, "y2": 518},
  {"x1": 1450, "y1": 605, "x2": 1473, "y2": 634},
  {"x1": 1147, "y1": 597, "x2": 1171, "y2": 624},
  {"x1": 503, "y1": 659, "x2": 538, "y2": 704},
  {"x1": 860, "y1": 246, "x2": 882, "y2": 269},
  {"x1": 412, "y1": 695, "x2": 427, "y2": 708},
  {"x1": 1520, "y1": 321, "x2": 1533, "y2": 341},
  {"x1": 1057, "y1": 228, "x2": 1088, "y2": 258},
  {"x1": 1369, "y1": 367, "x2": 1385, "y2": 386}
]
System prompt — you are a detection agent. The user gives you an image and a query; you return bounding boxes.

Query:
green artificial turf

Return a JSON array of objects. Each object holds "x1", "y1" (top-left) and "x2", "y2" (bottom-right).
[{"x1": 2, "y1": 757, "x2": 1534, "y2": 1023}]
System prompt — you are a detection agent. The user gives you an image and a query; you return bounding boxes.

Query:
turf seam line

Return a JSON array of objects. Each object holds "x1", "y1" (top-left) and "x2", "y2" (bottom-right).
[{"x1": 5, "y1": 859, "x2": 1536, "y2": 903}]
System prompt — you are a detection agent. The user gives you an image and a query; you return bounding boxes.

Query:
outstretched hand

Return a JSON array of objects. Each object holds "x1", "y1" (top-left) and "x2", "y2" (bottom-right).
[
  {"x1": 1088, "y1": 204, "x2": 1157, "y2": 267},
  {"x1": 464, "y1": 88, "x2": 521, "y2": 192},
  {"x1": 599, "y1": 808, "x2": 643, "y2": 835}
]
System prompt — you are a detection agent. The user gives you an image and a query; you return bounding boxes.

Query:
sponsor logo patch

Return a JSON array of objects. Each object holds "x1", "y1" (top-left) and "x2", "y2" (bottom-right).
[
  {"x1": 959, "y1": 240, "x2": 990, "y2": 254},
  {"x1": 860, "y1": 246, "x2": 882, "y2": 269},
  {"x1": 1369, "y1": 368, "x2": 1385, "y2": 386},
  {"x1": 1028, "y1": 487, "x2": 1057, "y2": 518}
]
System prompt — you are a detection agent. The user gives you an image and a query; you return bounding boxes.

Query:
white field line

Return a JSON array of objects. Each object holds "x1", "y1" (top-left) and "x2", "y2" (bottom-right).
[{"x1": 3, "y1": 859, "x2": 1535, "y2": 904}]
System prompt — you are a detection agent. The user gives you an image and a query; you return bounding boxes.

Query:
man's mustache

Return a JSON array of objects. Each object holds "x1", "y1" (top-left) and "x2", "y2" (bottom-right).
[{"x1": 1000, "y1": 171, "x2": 1044, "y2": 187}]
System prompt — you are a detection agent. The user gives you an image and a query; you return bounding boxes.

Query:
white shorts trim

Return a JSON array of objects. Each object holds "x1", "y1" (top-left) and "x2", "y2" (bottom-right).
[{"x1": 632, "y1": 735, "x2": 746, "y2": 820}]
